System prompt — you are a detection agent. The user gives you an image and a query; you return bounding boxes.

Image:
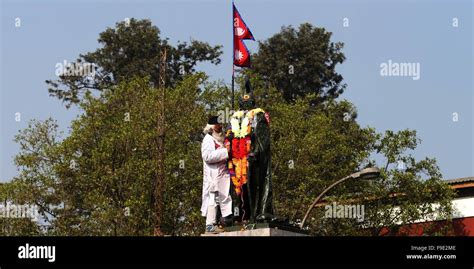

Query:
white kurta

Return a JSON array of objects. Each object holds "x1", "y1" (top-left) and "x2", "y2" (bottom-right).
[{"x1": 200, "y1": 134, "x2": 232, "y2": 217}]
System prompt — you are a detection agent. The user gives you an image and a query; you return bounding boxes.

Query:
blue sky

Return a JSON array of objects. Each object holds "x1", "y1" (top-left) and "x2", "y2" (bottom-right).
[{"x1": 1, "y1": 0, "x2": 472, "y2": 182}]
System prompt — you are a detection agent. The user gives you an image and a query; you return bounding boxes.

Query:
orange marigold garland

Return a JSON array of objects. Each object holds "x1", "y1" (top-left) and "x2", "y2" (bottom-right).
[{"x1": 225, "y1": 109, "x2": 264, "y2": 195}]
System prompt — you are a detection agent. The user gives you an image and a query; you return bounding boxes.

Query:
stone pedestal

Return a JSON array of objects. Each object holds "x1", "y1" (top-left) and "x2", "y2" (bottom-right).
[{"x1": 201, "y1": 223, "x2": 307, "y2": 237}]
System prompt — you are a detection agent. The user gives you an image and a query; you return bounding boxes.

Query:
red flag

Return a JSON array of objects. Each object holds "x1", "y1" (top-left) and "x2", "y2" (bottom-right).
[
  {"x1": 233, "y1": 4, "x2": 254, "y2": 40},
  {"x1": 234, "y1": 38, "x2": 251, "y2": 67}
]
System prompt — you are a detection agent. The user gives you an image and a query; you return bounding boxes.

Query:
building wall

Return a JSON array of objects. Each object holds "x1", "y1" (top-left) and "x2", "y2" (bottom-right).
[{"x1": 379, "y1": 196, "x2": 474, "y2": 236}]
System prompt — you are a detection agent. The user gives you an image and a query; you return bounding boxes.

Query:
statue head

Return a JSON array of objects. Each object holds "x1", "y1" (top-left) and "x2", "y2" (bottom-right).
[{"x1": 238, "y1": 78, "x2": 256, "y2": 111}]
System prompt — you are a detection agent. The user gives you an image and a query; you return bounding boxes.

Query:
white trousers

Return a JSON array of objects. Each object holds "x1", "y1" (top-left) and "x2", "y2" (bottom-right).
[{"x1": 205, "y1": 192, "x2": 218, "y2": 225}]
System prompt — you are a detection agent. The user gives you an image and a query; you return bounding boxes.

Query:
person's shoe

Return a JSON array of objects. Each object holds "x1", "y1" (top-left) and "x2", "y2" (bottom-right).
[{"x1": 205, "y1": 224, "x2": 224, "y2": 234}]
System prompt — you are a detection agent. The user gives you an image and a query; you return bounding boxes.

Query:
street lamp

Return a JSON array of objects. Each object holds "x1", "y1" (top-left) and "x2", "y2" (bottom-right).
[{"x1": 299, "y1": 167, "x2": 380, "y2": 229}]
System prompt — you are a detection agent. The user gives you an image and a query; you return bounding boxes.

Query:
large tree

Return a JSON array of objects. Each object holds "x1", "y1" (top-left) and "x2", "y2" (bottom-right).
[
  {"x1": 2, "y1": 19, "x2": 456, "y2": 236},
  {"x1": 4, "y1": 79, "x2": 455, "y2": 236},
  {"x1": 46, "y1": 18, "x2": 222, "y2": 108},
  {"x1": 4, "y1": 74, "x2": 222, "y2": 235},
  {"x1": 250, "y1": 84, "x2": 455, "y2": 235},
  {"x1": 249, "y1": 23, "x2": 346, "y2": 103}
]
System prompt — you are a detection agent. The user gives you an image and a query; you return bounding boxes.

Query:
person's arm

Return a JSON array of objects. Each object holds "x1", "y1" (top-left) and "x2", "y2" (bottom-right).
[{"x1": 201, "y1": 136, "x2": 228, "y2": 164}]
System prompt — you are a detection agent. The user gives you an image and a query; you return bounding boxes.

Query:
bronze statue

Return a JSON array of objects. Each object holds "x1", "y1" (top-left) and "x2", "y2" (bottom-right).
[{"x1": 224, "y1": 79, "x2": 274, "y2": 224}]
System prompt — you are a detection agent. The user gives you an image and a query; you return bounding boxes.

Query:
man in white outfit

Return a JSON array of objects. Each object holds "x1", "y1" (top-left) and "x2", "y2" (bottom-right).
[{"x1": 201, "y1": 116, "x2": 233, "y2": 233}]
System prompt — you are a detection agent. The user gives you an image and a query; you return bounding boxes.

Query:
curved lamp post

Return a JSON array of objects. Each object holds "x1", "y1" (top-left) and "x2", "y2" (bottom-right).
[{"x1": 300, "y1": 167, "x2": 380, "y2": 229}]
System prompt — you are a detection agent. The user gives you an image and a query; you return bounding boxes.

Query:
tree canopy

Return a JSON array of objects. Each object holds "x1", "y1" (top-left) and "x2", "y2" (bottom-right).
[
  {"x1": 249, "y1": 23, "x2": 346, "y2": 103},
  {"x1": 0, "y1": 20, "x2": 456, "y2": 236},
  {"x1": 46, "y1": 18, "x2": 222, "y2": 108}
]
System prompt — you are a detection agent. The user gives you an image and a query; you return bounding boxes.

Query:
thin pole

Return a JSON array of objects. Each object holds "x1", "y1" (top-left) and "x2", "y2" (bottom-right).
[
  {"x1": 231, "y1": 0, "x2": 235, "y2": 110},
  {"x1": 154, "y1": 48, "x2": 167, "y2": 236},
  {"x1": 232, "y1": 66, "x2": 235, "y2": 110},
  {"x1": 300, "y1": 175, "x2": 352, "y2": 229}
]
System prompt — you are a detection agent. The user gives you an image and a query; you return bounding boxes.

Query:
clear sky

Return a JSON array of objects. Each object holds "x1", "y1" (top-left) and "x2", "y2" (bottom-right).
[{"x1": 1, "y1": 0, "x2": 472, "y2": 182}]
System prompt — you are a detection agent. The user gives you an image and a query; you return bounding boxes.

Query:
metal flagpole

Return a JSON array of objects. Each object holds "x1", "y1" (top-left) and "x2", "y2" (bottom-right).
[
  {"x1": 232, "y1": 66, "x2": 235, "y2": 110},
  {"x1": 231, "y1": 0, "x2": 235, "y2": 110}
]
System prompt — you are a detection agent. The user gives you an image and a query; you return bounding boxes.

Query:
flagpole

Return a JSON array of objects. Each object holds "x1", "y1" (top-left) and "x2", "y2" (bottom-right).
[
  {"x1": 232, "y1": 66, "x2": 235, "y2": 110},
  {"x1": 231, "y1": 0, "x2": 235, "y2": 110}
]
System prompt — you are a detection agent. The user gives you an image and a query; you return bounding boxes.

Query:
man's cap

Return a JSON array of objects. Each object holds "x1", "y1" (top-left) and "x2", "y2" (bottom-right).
[{"x1": 208, "y1": 116, "x2": 220, "y2": 125}]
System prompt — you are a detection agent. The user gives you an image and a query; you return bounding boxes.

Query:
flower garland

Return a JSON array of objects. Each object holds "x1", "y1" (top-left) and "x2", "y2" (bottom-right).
[{"x1": 225, "y1": 108, "x2": 265, "y2": 195}]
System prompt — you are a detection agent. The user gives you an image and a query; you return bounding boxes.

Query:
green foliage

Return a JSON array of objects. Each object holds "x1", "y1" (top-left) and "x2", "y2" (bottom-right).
[
  {"x1": 4, "y1": 75, "x2": 210, "y2": 235},
  {"x1": 249, "y1": 23, "x2": 346, "y2": 103},
  {"x1": 0, "y1": 182, "x2": 41, "y2": 235},
  {"x1": 362, "y1": 130, "x2": 455, "y2": 236},
  {"x1": 1, "y1": 20, "x2": 455, "y2": 236},
  {"x1": 61, "y1": 74, "x2": 210, "y2": 235},
  {"x1": 46, "y1": 18, "x2": 222, "y2": 108},
  {"x1": 3, "y1": 77, "x2": 455, "y2": 236},
  {"x1": 257, "y1": 87, "x2": 373, "y2": 222}
]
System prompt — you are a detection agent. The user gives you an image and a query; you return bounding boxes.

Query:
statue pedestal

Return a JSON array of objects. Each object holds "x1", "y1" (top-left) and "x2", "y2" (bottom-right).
[{"x1": 201, "y1": 223, "x2": 307, "y2": 237}]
